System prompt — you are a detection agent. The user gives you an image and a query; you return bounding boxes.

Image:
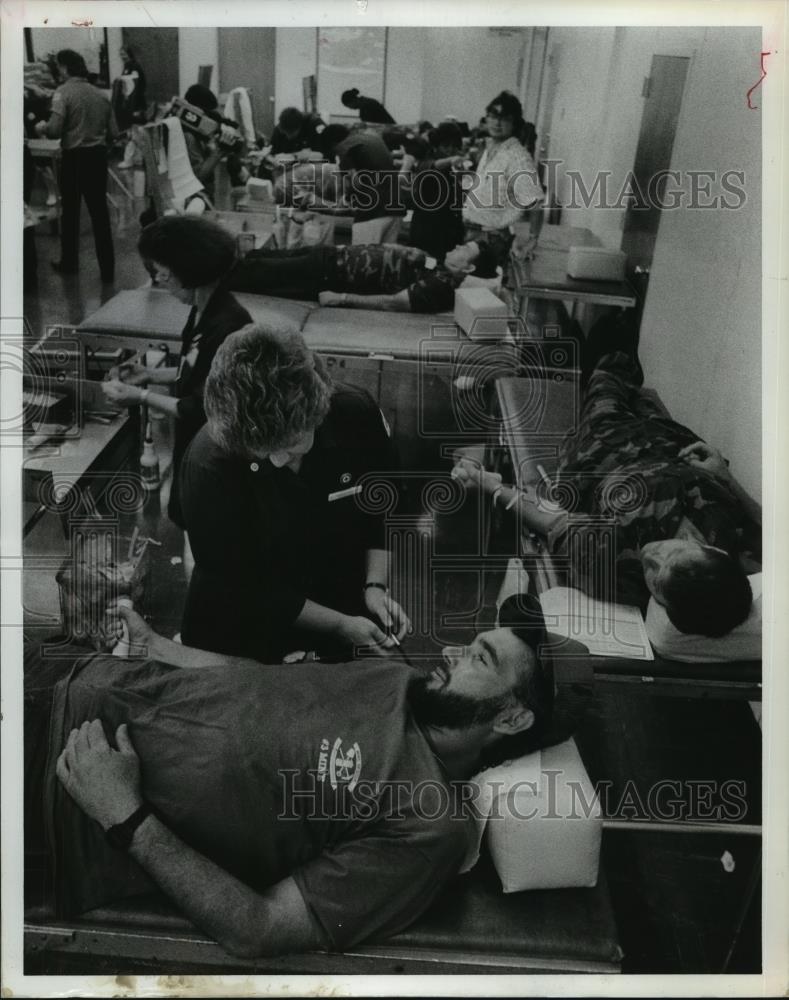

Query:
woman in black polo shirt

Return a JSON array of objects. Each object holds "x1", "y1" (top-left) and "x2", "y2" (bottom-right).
[
  {"x1": 178, "y1": 325, "x2": 410, "y2": 663},
  {"x1": 101, "y1": 216, "x2": 252, "y2": 536}
]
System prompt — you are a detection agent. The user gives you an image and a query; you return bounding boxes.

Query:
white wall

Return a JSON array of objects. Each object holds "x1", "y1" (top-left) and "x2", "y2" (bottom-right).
[
  {"x1": 539, "y1": 26, "x2": 707, "y2": 244},
  {"x1": 274, "y1": 28, "x2": 316, "y2": 118},
  {"x1": 637, "y1": 28, "x2": 762, "y2": 500},
  {"x1": 419, "y1": 26, "x2": 524, "y2": 125},
  {"x1": 178, "y1": 27, "x2": 219, "y2": 96},
  {"x1": 273, "y1": 26, "x2": 524, "y2": 127},
  {"x1": 383, "y1": 27, "x2": 426, "y2": 124}
]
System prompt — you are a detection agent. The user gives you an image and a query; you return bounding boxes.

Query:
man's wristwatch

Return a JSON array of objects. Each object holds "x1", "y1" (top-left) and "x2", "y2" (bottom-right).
[{"x1": 105, "y1": 803, "x2": 152, "y2": 851}]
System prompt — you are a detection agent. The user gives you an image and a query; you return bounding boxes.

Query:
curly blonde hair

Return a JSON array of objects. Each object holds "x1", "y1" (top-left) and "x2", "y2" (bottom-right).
[{"x1": 205, "y1": 324, "x2": 332, "y2": 459}]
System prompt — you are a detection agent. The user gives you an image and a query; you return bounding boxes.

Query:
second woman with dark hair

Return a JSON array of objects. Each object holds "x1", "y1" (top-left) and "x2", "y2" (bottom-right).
[{"x1": 101, "y1": 215, "x2": 252, "y2": 534}]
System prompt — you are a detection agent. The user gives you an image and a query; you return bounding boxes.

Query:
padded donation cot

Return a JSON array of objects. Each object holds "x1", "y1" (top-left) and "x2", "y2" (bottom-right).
[
  {"x1": 77, "y1": 288, "x2": 520, "y2": 470},
  {"x1": 492, "y1": 374, "x2": 762, "y2": 699},
  {"x1": 26, "y1": 732, "x2": 621, "y2": 974}
]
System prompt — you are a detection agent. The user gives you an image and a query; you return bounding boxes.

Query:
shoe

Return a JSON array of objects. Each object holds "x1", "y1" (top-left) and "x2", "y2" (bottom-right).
[{"x1": 51, "y1": 260, "x2": 78, "y2": 275}]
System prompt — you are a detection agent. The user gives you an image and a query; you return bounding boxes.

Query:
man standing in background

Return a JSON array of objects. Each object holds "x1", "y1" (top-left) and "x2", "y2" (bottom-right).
[{"x1": 36, "y1": 48, "x2": 116, "y2": 284}]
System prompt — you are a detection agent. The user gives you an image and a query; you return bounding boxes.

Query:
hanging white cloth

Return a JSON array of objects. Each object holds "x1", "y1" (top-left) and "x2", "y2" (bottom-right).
[
  {"x1": 223, "y1": 87, "x2": 256, "y2": 146},
  {"x1": 162, "y1": 117, "x2": 204, "y2": 211}
]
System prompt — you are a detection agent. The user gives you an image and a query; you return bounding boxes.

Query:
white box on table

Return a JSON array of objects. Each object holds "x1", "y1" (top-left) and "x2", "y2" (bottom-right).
[{"x1": 454, "y1": 286, "x2": 509, "y2": 341}]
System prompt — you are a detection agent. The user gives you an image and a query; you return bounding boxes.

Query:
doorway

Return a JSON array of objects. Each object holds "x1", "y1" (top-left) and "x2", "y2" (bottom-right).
[{"x1": 621, "y1": 54, "x2": 690, "y2": 276}]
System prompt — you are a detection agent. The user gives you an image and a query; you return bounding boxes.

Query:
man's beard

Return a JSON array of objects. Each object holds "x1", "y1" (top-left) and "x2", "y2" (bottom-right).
[{"x1": 407, "y1": 672, "x2": 511, "y2": 730}]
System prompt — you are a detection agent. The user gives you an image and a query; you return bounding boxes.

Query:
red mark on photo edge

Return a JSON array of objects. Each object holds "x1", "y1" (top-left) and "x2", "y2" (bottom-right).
[
  {"x1": 746, "y1": 51, "x2": 773, "y2": 109},
  {"x1": 71, "y1": 18, "x2": 94, "y2": 27}
]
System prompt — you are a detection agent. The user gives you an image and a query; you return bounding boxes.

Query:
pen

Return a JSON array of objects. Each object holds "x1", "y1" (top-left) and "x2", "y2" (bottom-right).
[{"x1": 389, "y1": 633, "x2": 416, "y2": 668}]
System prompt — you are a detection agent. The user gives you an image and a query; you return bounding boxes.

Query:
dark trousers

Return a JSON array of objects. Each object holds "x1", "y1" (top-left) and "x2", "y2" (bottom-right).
[
  {"x1": 229, "y1": 245, "x2": 335, "y2": 301},
  {"x1": 58, "y1": 146, "x2": 115, "y2": 280}
]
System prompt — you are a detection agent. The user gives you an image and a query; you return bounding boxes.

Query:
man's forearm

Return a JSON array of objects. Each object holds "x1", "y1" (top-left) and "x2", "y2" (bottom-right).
[
  {"x1": 129, "y1": 815, "x2": 322, "y2": 957},
  {"x1": 339, "y1": 292, "x2": 410, "y2": 312}
]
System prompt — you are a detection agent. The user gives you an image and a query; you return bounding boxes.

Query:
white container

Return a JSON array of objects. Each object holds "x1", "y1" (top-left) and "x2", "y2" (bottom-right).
[{"x1": 454, "y1": 286, "x2": 509, "y2": 341}]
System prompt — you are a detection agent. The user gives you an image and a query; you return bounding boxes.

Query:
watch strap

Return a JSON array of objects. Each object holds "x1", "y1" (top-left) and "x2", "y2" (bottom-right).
[
  {"x1": 363, "y1": 582, "x2": 388, "y2": 593},
  {"x1": 105, "y1": 803, "x2": 152, "y2": 851}
]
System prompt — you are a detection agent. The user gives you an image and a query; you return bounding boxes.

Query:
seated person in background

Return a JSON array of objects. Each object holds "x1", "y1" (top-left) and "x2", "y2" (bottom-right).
[
  {"x1": 228, "y1": 239, "x2": 498, "y2": 313},
  {"x1": 341, "y1": 86, "x2": 395, "y2": 124},
  {"x1": 403, "y1": 121, "x2": 466, "y2": 261},
  {"x1": 179, "y1": 324, "x2": 410, "y2": 663},
  {"x1": 319, "y1": 123, "x2": 404, "y2": 225},
  {"x1": 454, "y1": 344, "x2": 759, "y2": 637},
  {"x1": 180, "y1": 84, "x2": 247, "y2": 196},
  {"x1": 101, "y1": 216, "x2": 252, "y2": 537},
  {"x1": 268, "y1": 106, "x2": 326, "y2": 157},
  {"x1": 38, "y1": 594, "x2": 553, "y2": 957}
]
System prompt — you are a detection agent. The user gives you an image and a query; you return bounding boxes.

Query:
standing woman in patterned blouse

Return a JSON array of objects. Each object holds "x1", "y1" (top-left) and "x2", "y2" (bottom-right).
[{"x1": 461, "y1": 91, "x2": 544, "y2": 273}]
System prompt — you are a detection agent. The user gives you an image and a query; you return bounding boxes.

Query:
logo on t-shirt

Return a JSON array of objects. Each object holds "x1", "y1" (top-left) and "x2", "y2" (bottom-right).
[{"x1": 317, "y1": 737, "x2": 362, "y2": 791}]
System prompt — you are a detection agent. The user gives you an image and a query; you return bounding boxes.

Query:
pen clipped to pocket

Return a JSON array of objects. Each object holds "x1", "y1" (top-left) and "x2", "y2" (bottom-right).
[{"x1": 327, "y1": 484, "x2": 362, "y2": 503}]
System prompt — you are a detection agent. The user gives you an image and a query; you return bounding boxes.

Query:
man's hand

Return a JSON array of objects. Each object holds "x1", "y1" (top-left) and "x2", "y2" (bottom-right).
[
  {"x1": 56, "y1": 721, "x2": 143, "y2": 831},
  {"x1": 104, "y1": 602, "x2": 155, "y2": 657},
  {"x1": 451, "y1": 456, "x2": 503, "y2": 495},
  {"x1": 336, "y1": 615, "x2": 396, "y2": 657},
  {"x1": 363, "y1": 588, "x2": 411, "y2": 642},
  {"x1": 318, "y1": 291, "x2": 345, "y2": 307},
  {"x1": 679, "y1": 441, "x2": 730, "y2": 479},
  {"x1": 101, "y1": 379, "x2": 145, "y2": 408}
]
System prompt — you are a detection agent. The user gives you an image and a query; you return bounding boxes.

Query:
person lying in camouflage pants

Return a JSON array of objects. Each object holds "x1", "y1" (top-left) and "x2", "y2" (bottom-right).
[{"x1": 454, "y1": 351, "x2": 760, "y2": 637}]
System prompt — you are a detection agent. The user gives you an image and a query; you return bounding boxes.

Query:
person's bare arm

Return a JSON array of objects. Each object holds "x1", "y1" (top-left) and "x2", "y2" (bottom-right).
[
  {"x1": 451, "y1": 457, "x2": 567, "y2": 536},
  {"x1": 318, "y1": 290, "x2": 411, "y2": 312},
  {"x1": 57, "y1": 721, "x2": 325, "y2": 958}
]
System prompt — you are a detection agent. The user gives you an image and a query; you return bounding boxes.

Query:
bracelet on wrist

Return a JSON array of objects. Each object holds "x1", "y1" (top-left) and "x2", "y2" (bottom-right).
[{"x1": 364, "y1": 582, "x2": 388, "y2": 594}]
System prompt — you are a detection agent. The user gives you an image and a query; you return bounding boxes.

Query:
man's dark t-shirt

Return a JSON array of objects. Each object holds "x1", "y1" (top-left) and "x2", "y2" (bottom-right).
[{"x1": 46, "y1": 656, "x2": 471, "y2": 949}]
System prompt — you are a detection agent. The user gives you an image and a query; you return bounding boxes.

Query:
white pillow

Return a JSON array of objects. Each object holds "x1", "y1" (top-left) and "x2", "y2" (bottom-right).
[
  {"x1": 645, "y1": 574, "x2": 762, "y2": 663},
  {"x1": 461, "y1": 738, "x2": 601, "y2": 892}
]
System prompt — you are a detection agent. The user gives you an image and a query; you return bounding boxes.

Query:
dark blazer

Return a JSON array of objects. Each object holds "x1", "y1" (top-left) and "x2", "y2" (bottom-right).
[{"x1": 168, "y1": 286, "x2": 252, "y2": 527}]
